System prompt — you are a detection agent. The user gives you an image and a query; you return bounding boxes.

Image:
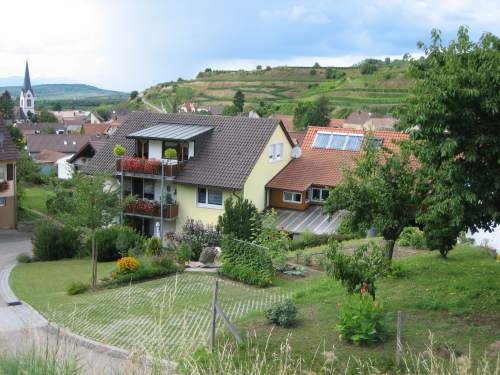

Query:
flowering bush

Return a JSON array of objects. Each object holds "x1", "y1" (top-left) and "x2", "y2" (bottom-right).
[
  {"x1": 336, "y1": 294, "x2": 389, "y2": 345},
  {"x1": 117, "y1": 256, "x2": 139, "y2": 274}
]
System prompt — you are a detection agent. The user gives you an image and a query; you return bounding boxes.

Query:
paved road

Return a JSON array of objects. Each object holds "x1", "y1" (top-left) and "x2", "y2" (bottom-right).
[{"x1": 0, "y1": 230, "x2": 170, "y2": 374}]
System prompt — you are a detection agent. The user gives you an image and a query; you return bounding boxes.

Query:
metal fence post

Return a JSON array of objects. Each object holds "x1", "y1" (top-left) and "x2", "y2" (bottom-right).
[
  {"x1": 396, "y1": 310, "x2": 403, "y2": 367},
  {"x1": 210, "y1": 279, "x2": 219, "y2": 352}
]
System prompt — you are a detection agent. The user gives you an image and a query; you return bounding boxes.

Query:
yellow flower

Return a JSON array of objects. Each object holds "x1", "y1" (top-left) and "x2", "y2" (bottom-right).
[{"x1": 117, "y1": 256, "x2": 139, "y2": 273}]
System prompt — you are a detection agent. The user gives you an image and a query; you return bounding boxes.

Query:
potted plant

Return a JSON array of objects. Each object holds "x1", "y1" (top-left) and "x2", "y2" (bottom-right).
[{"x1": 164, "y1": 148, "x2": 177, "y2": 164}]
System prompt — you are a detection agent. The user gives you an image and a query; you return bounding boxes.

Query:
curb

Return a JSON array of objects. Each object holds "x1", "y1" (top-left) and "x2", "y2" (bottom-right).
[{"x1": 1, "y1": 262, "x2": 177, "y2": 373}]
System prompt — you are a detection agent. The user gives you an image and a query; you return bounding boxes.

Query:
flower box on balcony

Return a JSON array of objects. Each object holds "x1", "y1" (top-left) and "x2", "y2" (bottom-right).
[
  {"x1": 117, "y1": 157, "x2": 183, "y2": 177},
  {"x1": 125, "y1": 199, "x2": 178, "y2": 219}
]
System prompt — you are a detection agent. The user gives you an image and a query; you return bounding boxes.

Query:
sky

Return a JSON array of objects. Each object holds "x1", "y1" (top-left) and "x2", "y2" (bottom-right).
[{"x1": 0, "y1": 0, "x2": 499, "y2": 92}]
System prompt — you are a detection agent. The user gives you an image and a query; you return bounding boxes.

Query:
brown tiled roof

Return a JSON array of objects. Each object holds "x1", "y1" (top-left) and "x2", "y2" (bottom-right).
[
  {"x1": 266, "y1": 127, "x2": 409, "y2": 191},
  {"x1": 68, "y1": 139, "x2": 106, "y2": 163},
  {"x1": 27, "y1": 134, "x2": 93, "y2": 154},
  {"x1": 328, "y1": 118, "x2": 345, "y2": 127},
  {"x1": 17, "y1": 123, "x2": 66, "y2": 135},
  {"x1": 82, "y1": 123, "x2": 110, "y2": 136},
  {"x1": 85, "y1": 111, "x2": 293, "y2": 189},
  {"x1": 34, "y1": 149, "x2": 67, "y2": 163},
  {"x1": 0, "y1": 121, "x2": 19, "y2": 162}
]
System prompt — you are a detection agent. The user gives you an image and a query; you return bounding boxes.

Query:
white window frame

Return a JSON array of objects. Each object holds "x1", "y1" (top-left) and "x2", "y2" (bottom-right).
[
  {"x1": 197, "y1": 186, "x2": 223, "y2": 209},
  {"x1": 312, "y1": 132, "x2": 364, "y2": 151},
  {"x1": 268, "y1": 142, "x2": 284, "y2": 163},
  {"x1": 311, "y1": 187, "x2": 330, "y2": 202},
  {"x1": 283, "y1": 191, "x2": 302, "y2": 204},
  {"x1": 0, "y1": 165, "x2": 6, "y2": 182},
  {"x1": 0, "y1": 197, "x2": 6, "y2": 207}
]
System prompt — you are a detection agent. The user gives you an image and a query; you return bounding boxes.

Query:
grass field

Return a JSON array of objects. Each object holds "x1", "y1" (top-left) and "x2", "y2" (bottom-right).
[
  {"x1": 11, "y1": 245, "x2": 498, "y2": 368},
  {"x1": 21, "y1": 186, "x2": 55, "y2": 214}
]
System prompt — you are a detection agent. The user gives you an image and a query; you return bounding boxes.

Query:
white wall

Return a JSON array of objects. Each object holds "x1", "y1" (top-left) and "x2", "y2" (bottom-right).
[
  {"x1": 469, "y1": 225, "x2": 500, "y2": 252},
  {"x1": 57, "y1": 155, "x2": 74, "y2": 180},
  {"x1": 149, "y1": 141, "x2": 162, "y2": 159}
]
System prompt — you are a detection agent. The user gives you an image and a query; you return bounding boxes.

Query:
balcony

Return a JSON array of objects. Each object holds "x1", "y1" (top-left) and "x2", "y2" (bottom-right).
[
  {"x1": 0, "y1": 181, "x2": 9, "y2": 192},
  {"x1": 125, "y1": 198, "x2": 179, "y2": 219},
  {"x1": 116, "y1": 157, "x2": 183, "y2": 178}
]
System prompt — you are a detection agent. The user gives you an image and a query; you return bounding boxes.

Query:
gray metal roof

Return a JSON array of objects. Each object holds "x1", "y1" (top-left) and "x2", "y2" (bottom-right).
[
  {"x1": 275, "y1": 206, "x2": 346, "y2": 235},
  {"x1": 127, "y1": 123, "x2": 214, "y2": 141}
]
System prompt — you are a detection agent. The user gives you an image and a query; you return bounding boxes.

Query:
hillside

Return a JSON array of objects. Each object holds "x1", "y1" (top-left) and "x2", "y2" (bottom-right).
[
  {"x1": 0, "y1": 83, "x2": 128, "y2": 103},
  {"x1": 142, "y1": 62, "x2": 412, "y2": 116}
]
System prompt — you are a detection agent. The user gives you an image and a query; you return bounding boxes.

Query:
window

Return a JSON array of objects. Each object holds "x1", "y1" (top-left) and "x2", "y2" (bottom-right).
[
  {"x1": 268, "y1": 142, "x2": 284, "y2": 162},
  {"x1": 0, "y1": 165, "x2": 5, "y2": 181},
  {"x1": 0, "y1": 197, "x2": 5, "y2": 207},
  {"x1": 197, "y1": 187, "x2": 223, "y2": 208},
  {"x1": 283, "y1": 191, "x2": 302, "y2": 204},
  {"x1": 313, "y1": 132, "x2": 364, "y2": 151},
  {"x1": 27, "y1": 99, "x2": 31, "y2": 107},
  {"x1": 311, "y1": 187, "x2": 330, "y2": 202},
  {"x1": 144, "y1": 180, "x2": 155, "y2": 200}
]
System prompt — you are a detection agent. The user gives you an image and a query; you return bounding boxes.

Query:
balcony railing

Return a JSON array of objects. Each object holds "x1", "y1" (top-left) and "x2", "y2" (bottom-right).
[
  {"x1": 125, "y1": 198, "x2": 178, "y2": 219},
  {"x1": 116, "y1": 157, "x2": 183, "y2": 177}
]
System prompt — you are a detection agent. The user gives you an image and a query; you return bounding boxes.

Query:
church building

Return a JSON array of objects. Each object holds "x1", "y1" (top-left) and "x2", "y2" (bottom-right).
[{"x1": 20, "y1": 61, "x2": 35, "y2": 116}]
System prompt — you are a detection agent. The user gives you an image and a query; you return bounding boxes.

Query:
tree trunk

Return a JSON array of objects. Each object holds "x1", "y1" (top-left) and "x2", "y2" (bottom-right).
[
  {"x1": 91, "y1": 231, "x2": 97, "y2": 289},
  {"x1": 385, "y1": 239, "x2": 395, "y2": 261}
]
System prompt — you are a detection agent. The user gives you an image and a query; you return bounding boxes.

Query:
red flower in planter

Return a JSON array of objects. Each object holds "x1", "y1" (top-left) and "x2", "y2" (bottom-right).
[{"x1": 143, "y1": 159, "x2": 161, "y2": 174}]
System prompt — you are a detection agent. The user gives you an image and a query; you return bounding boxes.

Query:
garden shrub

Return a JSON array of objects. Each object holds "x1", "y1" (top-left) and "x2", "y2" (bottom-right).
[
  {"x1": 323, "y1": 241, "x2": 389, "y2": 299},
  {"x1": 176, "y1": 242, "x2": 192, "y2": 264},
  {"x1": 146, "y1": 236, "x2": 163, "y2": 256},
  {"x1": 397, "y1": 227, "x2": 426, "y2": 248},
  {"x1": 16, "y1": 253, "x2": 32, "y2": 263},
  {"x1": 219, "y1": 236, "x2": 275, "y2": 287},
  {"x1": 336, "y1": 215, "x2": 366, "y2": 239},
  {"x1": 266, "y1": 299, "x2": 298, "y2": 327},
  {"x1": 289, "y1": 232, "x2": 357, "y2": 251},
  {"x1": 107, "y1": 255, "x2": 179, "y2": 286},
  {"x1": 336, "y1": 295, "x2": 389, "y2": 345},
  {"x1": 67, "y1": 281, "x2": 89, "y2": 295},
  {"x1": 178, "y1": 219, "x2": 221, "y2": 260},
  {"x1": 83, "y1": 225, "x2": 145, "y2": 261},
  {"x1": 117, "y1": 256, "x2": 139, "y2": 273},
  {"x1": 46, "y1": 190, "x2": 74, "y2": 216},
  {"x1": 255, "y1": 210, "x2": 290, "y2": 271},
  {"x1": 217, "y1": 196, "x2": 261, "y2": 241},
  {"x1": 32, "y1": 222, "x2": 81, "y2": 261}
]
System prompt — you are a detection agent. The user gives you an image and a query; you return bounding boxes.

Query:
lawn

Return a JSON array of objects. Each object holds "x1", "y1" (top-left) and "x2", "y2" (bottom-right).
[
  {"x1": 10, "y1": 260, "x2": 291, "y2": 360},
  {"x1": 238, "y1": 245, "x2": 500, "y2": 371},
  {"x1": 21, "y1": 186, "x2": 55, "y2": 214}
]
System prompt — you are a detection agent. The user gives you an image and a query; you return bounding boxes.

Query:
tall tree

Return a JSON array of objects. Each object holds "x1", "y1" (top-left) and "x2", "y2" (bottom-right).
[
  {"x1": 233, "y1": 90, "x2": 245, "y2": 112},
  {"x1": 399, "y1": 26, "x2": 500, "y2": 237},
  {"x1": 38, "y1": 110, "x2": 58, "y2": 123},
  {"x1": 217, "y1": 196, "x2": 261, "y2": 241},
  {"x1": 62, "y1": 174, "x2": 122, "y2": 289},
  {"x1": 0, "y1": 91, "x2": 14, "y2": 119},
  {"x1": 324, "y1": 140, "x2": 419, "y2": 260},
  {"x1": 293, "y1": 96, "x2": 330, "y2": 131}
]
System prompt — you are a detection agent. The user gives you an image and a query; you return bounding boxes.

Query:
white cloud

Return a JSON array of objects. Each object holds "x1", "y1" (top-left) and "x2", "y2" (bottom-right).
[{"x1": 259, "y1": 4, "x2": 330, "y2": 24}]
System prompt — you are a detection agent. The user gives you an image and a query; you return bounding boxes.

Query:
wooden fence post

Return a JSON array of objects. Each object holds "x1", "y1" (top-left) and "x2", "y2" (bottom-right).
[
  {"x1": 396, "y1": 310, "x2": 403, "y2": 367},
  {"x1": 210, "y1": 279, "x2": 219, "y2": 352}
]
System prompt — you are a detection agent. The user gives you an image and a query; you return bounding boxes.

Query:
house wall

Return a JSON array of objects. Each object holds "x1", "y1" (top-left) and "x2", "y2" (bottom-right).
[
  {"x1": 269, "y1": 188, "x2": 309, "y2": 211},
  {"x1": 57, "y1": 155, "x2": 74, "y2": 180},
  {"x1": 176, "y1": 184, "x2": 240, "y2": 230},
  {"x1": 243, "y1": 126, "x2": 293, "y2": 211}
]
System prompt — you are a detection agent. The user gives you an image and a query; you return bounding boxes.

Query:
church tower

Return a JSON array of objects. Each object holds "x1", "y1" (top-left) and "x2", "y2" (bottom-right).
[{"x1": 20, "y1": 61, "x2": 35, "y2": 116}]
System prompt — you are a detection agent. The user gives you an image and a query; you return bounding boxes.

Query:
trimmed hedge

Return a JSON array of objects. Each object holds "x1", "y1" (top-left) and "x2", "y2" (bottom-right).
[
  {"x1": 33, "y1": 222, "x2": 81, "y2": 261},
  {"x1": 83, "y1": 225, "x2": 145, "y2": 261},
  {"x1": 219, "y1": 236, "x2": 275, "y2": 287}
]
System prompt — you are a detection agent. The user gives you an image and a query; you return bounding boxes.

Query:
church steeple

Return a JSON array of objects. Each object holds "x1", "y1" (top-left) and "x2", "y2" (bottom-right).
[{"x1": 22, "y1": 61, "x2": 33, "y2": 95}]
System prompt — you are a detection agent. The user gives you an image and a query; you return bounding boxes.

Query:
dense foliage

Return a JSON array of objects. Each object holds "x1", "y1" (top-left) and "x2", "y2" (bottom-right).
[
  {"x1": 265, "y1": 299, "x2": 298, "y2": 327},
  {"x1": 293, "y1": 95, "x2": 331, "y2": 131},
  {"x1": 33, "y1": 222, "x2": 81, "y2": 261},
  {"x1": 107, "y1": 255, "x2": 179, "y2": 286},
  {"x1": 146, "y1": 236, "x2": 163, "y2": 256},
  {"x1": 83, "y1": 225, "x2": 145, "y2": 261},
  {"x1": 179, "y1": 219, "x2": 221, "y2": 260},
  {"x1": 323, "y1": 241, "x2": 389, "y2": 299},
  {"x1": 0, "y1": 91, "x2": 14, "y2": 119},
  {"x1": 233, "y1": 90, "x2": 245, "y2": 112},
  {"x1": 217, "y1": 196, "x2": 260, "y2": 241},
  {"x1": 400, "y1": 27, "x2": 500, "y2": 257},
  {"x1": 336, "y1": 294, "x2": 389, "y2": 345},
  {"x1": 397, "y1": 226, "x2": 426, "y2": 249},
  {"x1": 219, "y1": 236, "x2": 275, "y2": 287}
]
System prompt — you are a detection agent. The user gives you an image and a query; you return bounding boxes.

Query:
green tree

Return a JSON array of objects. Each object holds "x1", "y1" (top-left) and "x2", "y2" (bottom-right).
[
  {"x1": 293, "y1": 96, "x2": 330, "y2": 131},
  {"x1": 255, "y1": 101, "x2": 272, "y2": 117},
  {"x1": 360, "y1": 59, "x2": 380, "y2": 74},
  {"x1": 217, "y1": 196, "x2": 261, "y2": 241},
  {"x1": 313, "y1": 62, "x2": 321, "y2": 68},
  {"x1": 96, "y1": 108, "x2": 111, "y2": 121},
  {"x1": 324, "y1": 141, "x2": 420, "y2": 260},
  {"x1": 51, "y1": 102, "x2": 62, "y2": 111},
  {"x1": 7, "y1": 126, "x2": 23, "y2": 149},
  {"x1": 0, "y1": 91, "x2": 14, "y2": 119},
  {"x1": 399, "y1": 26, "x2": 500, "y2": 252},
  {"x1": 233, "y1": 90, "x2": 245, "y2": 112},
  {"x1": 38, "y1": 110, "x2": 58, "y2": 123},
  {"x1": 129, "y1": 90, "x2": 138, "y2": 100},
  {"x1": 222, "y1": 105, "x2": 239, "y2": 116},
  {"x1": 256, "y1": 65, "x2": 262, "y2": 70},
  {"x1": 17, "y1": 150, "x2": 43, "y2": 184},
  {"x1": 61, "y1": 173, "x2": 123, "y2": 289},
  {"x1": 309, "y1": 69, "x2": 317, "y2": 76}
]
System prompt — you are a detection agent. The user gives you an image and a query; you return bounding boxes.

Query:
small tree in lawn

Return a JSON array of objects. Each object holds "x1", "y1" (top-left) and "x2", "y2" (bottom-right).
[
  {"x1": 233, "y1": 90, "x2": 245, "y2": 112},
  {"x1": 217, "y1": 196, "x2": 261, "y2": 241},
  {"x1": 62, "y1": 173, "x2": 123, "y2": 289},
  {"x1": 324, "y1": 140, "x2": 420, "y2": 260}
]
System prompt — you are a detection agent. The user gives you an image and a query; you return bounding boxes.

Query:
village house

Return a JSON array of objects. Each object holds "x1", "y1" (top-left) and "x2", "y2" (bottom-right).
[
  {"x1": 266, "y1": 126, "x2": 408, "y2": 234},
  {"x1": 0, "y1": 120, "x2": 19, "y2": 229},
  {"x1": 86, "y1": 112, "x2": 294, "y2": 239}
]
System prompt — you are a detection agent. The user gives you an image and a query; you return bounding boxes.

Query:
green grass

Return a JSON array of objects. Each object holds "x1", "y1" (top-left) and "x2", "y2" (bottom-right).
[
  {"x1": 237, "y1": 245, "x2": 500, "y2": 370},
  {"x1": 22, "y1": 186, "x2": 55, "y2": 214}
]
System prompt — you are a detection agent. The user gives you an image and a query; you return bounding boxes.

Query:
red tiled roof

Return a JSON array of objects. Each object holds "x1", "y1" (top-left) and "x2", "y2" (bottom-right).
[
  {"x1": 34, "y1": 149, "x2": 67, "y2": 163},
  {"x1": 83, "y1": 123, "x2": 110, "y2": 136},
  {"x1": 266, "y1": 127, "x2": 409, "y2": 191},
  {"x1": 328, "y1": 118, "x2": 345, "y2": 127}
]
